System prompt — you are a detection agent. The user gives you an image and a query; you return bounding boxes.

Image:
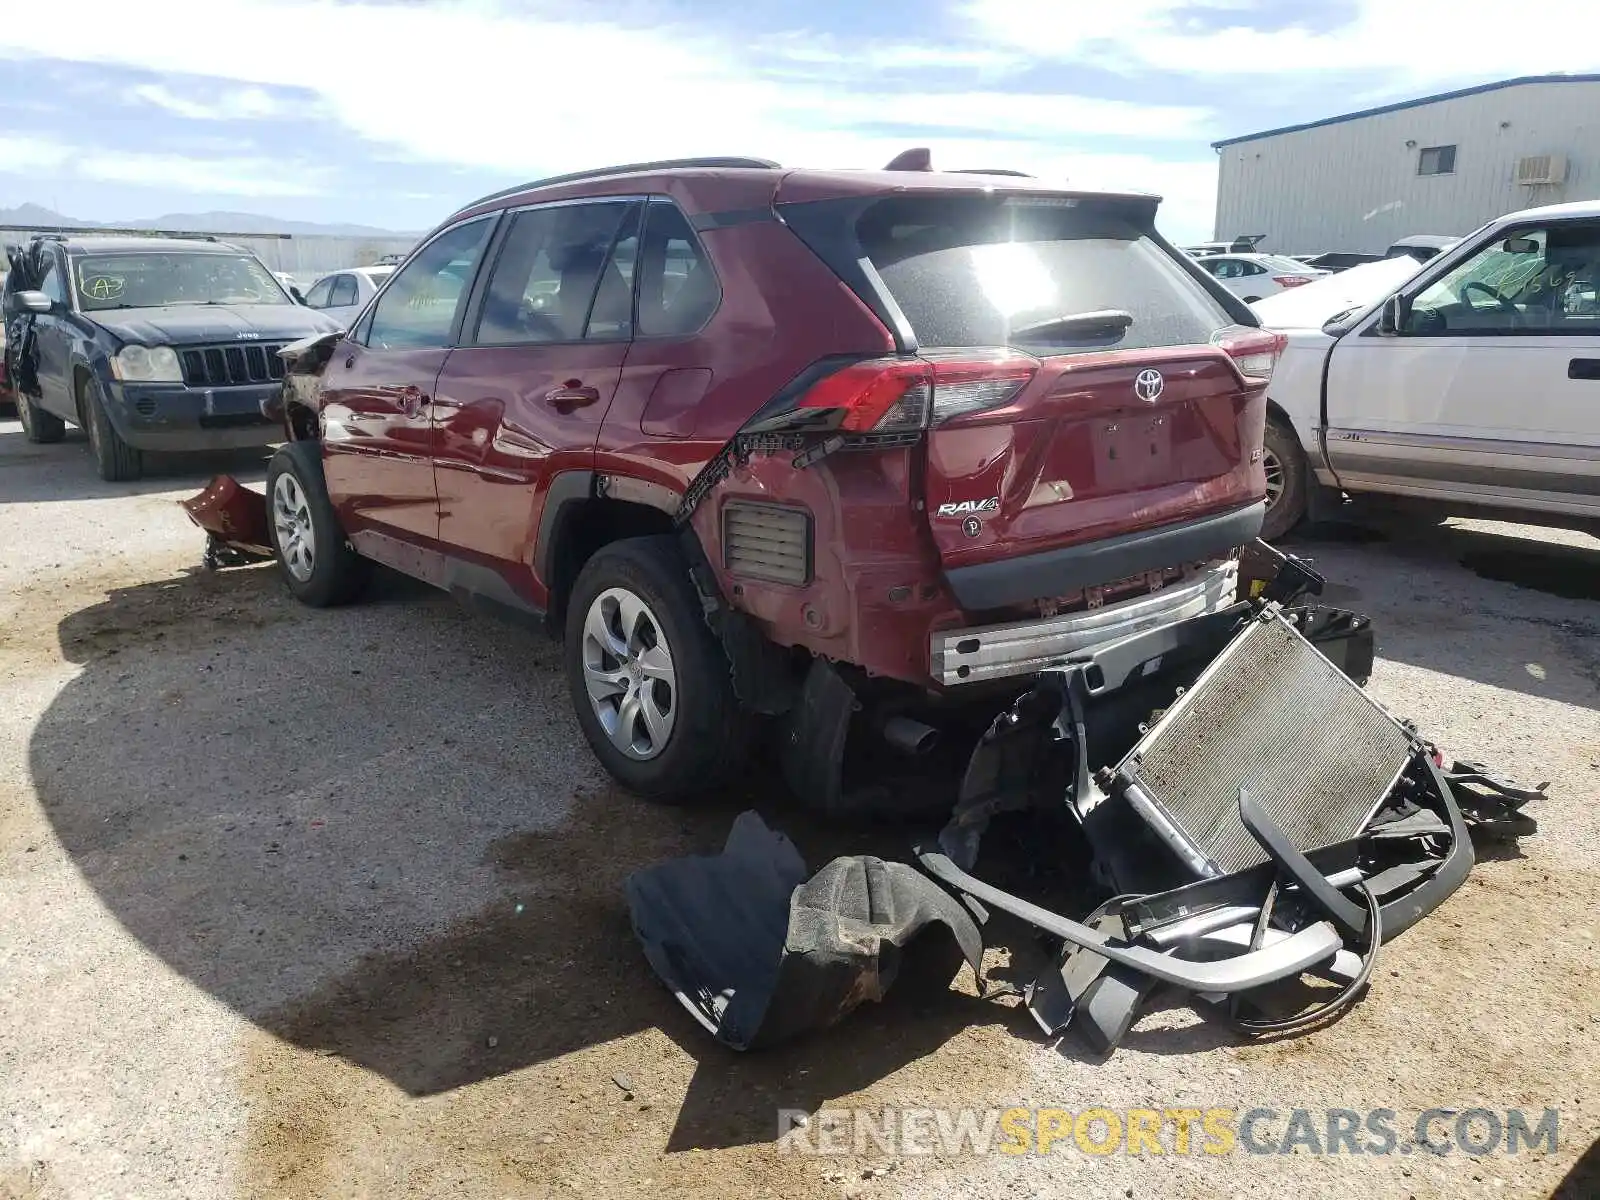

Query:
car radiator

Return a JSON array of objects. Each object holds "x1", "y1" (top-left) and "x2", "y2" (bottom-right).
[{"x1": 1115, "y1": 608, "x2": 1414, "y2": 876}]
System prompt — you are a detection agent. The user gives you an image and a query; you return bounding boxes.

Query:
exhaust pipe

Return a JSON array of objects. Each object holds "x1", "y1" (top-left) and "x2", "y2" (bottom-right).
[{"x1": 882, "y1": 715, "x2": 940, "y2": 756}]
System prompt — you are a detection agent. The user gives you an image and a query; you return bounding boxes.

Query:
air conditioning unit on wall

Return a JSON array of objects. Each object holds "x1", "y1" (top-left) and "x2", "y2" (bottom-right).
[{"x1": 1516, "y1": 155, "x2": 1568, "y2": 185}]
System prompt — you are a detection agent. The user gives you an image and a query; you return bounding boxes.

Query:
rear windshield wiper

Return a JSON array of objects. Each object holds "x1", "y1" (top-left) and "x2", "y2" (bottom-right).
[{"x1": 1009, "y1": 309, "x2": 1134, "y2": 340}]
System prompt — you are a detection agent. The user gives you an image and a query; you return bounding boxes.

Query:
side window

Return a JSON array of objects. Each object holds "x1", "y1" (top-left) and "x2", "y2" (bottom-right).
[
  {"x1": 1239, "y1": 261, "x2": 1267, "y2": 276},
  {"x1": 329, "y1": 274, "x2": 359, "y2": 307},
  {"x1": 303, "y1": 278, "x2": 334, "y2": 308},
  {"x1": 366, "y1": 216, "x2": 494, "y2": 351},
  {"x1": 1406, "y1": 224, "x2": 1600, "y2": 335},
  {"x1": 40, "y1": 255, "x2": 67, "y2": 305},
  {"x1": 1211, "y1": 259, "x2": 1240, "y2": 280},
  {"x1": 637, "y1": 200, "x2": 719, "y2": 337},
  {"x1": 474, "y1": 202, "x2": 638, "y2": 345}
]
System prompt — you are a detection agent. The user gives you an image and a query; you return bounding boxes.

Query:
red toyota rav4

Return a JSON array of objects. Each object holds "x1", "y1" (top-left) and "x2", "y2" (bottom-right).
[{"x1": 263, "y1": 154, "x2": 1282, "y2": 805}]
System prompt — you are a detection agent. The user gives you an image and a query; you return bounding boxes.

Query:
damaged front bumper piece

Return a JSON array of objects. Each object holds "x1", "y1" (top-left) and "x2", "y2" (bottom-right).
[{"x1": 627, "y1": 548, "x2": 1542, "y2": 1057}]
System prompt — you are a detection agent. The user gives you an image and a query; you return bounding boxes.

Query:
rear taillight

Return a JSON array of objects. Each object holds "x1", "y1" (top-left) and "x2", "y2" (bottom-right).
[
  {"x1": 1273, "y1": 275, "x2": 1314, "y2": 288},
  {"x1": 1211, "y1": 325, "x2": 1287, "y2": 385},
  {"x1": 924, "y1": 349, "x2": 1038, "y2": 423},
  {"x1": 784, "y1": 349, "x2": 1039, "y2": 433}
]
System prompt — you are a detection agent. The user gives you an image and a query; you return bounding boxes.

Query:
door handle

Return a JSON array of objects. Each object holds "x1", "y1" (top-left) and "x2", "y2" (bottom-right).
[
  {"x1": 397, "y1": 384, "x2": 426, "y2": 416},
  {"x1": 1569, "y1": 358, "x2": 1600, "y2": 380},
  {"x1": 544, "y1": 381, "x2": 601, "y2": 410}
]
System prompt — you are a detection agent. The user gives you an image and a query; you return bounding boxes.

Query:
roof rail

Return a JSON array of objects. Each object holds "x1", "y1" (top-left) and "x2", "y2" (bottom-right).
[
  {"x1": 954, "y1": 169, "x2": 1034, "y2": 178},
  {"x1": 461, "y1": 157, "x2": 781, "y2": 212}
]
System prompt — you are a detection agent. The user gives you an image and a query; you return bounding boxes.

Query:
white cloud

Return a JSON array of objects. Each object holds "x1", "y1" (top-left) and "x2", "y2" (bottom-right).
[
  {"x1": 0, "y1": 0, "x2": 1223, "y2": 236},
  {"x1": 0, "y1": 136, "x2": 72, "y2": 173},
  {"x1": 962, "y1": 0, "x2": 1600, "y2": 83},
  {"x1": 128, "y1": 82, "x2": 299, "y2": 121},
  {"x1": 72, "y1": 151, "x2": 330, "y2": 197}
]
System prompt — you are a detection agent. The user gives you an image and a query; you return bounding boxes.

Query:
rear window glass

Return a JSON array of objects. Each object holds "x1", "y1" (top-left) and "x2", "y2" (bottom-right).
[{"x1": 858, "y1": 196, "x2": 1232, "y2": 355}]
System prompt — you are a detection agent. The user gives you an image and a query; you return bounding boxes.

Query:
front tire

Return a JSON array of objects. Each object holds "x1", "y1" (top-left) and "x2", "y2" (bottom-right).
[
  {"x1": 1261, "y1": 415, "x2": 1308, "y2": 541},
  {"x1": 266, "y1": 440, "x2": 369, "y2": 607},
  {"x1": 564, "y1": 535, "x2": 750, "y2": 803},
  {"x1": 16, "y1": 389, "x2": 66, "y2": 444},
  {"x1": 80, "y1": 375, "x2": 143, "y2": 481}
]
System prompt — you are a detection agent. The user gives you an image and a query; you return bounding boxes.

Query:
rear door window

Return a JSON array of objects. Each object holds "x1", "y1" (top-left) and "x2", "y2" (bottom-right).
[
  {"x1": 857, "y1": 196, "x2": 1234, "y2": 356},
  {"x1": 472, "y1": 201, "x2": 639, "y2": 345}
]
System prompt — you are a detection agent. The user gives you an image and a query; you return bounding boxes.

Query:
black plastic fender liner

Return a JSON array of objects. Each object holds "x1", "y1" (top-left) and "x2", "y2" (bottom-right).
[{"x1": 625, "y1": 811, "x2": 984, "y2": 1051}]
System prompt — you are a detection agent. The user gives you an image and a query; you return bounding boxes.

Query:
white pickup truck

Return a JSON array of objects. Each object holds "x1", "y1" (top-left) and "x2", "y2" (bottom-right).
[{"x1": 1254, "y1": 199, "x2": 1600, "y2": 540}]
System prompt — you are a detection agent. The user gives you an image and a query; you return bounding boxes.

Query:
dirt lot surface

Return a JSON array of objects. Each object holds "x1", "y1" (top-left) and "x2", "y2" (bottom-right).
[{"x1": 2, "y1": 419, "x2": 1597, "y2": 1200}]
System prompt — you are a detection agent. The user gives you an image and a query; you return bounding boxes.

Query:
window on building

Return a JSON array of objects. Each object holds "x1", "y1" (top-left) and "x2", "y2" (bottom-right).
[{"x1": 1417, "y1": 145, "x2": 1456, "y2": 176}]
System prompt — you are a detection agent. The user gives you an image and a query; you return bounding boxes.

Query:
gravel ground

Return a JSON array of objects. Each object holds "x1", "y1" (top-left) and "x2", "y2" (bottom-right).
[{"x1": 1, "y1": 418, "x2": 1596, "y2": 1200}]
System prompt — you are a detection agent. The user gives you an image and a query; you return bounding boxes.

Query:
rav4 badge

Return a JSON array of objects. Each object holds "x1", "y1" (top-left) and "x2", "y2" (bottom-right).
[{"x1": 936, "y1": 497, "x2": 999, "y2": 519}]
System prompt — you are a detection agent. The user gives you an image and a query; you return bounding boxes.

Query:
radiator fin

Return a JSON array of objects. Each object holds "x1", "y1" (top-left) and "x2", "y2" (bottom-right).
[{"x1": 1120, "y1": 610, "x2": 1412, "y2": 874}]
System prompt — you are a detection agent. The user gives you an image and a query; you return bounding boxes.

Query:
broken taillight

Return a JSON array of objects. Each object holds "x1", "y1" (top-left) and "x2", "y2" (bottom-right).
[
  {"x1": 1211, "y1": 325, "x2": 1288, "y2": 385},
  {"x1": 776, "y1": 350, "x2": 1040, "y2": 434}
]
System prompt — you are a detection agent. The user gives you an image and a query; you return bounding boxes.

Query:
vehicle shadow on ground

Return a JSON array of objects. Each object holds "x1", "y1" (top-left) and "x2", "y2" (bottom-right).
[
  {"x1": 29, "y1": 564, "x2": 1068, "y2": 1153},
  {"x1": 1287, "y1": 519, "x2": 1600, "y2": 709},
  {"x1": 0, "y1": 423, "x2": 270, "y2": 502}
]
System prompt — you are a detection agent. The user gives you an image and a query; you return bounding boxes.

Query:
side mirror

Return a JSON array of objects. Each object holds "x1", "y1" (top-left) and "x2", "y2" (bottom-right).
[
  {"x1": 16, "y1": 290, "x2": 53, "y2": 314},
  {"x1": 290, "y1": 286, "x2": 306, "y2": 305},
  {"x1": 1376, "y1": 293, "x2": 1408, "y2": 335}
]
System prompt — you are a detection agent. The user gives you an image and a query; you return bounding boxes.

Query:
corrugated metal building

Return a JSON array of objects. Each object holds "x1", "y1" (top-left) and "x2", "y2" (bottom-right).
[
  {"x1": 0, "y1": 226, "x2": 418, "y2": 288},
  {"x1": 1212, "y1": 74, "x2": 1600, "y2": 255}
]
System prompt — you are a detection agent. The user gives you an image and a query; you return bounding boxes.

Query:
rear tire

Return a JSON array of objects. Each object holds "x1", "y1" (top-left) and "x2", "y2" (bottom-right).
[
  {"x1": 266, "y1": 440, "x2": 370, "y2": 607},
  {"x1": 564, "y1": 535, "x2": 750, "y2": 803},
  {"x1": 1261, "y1": 415, "x2": 1308, "y2": 542},
  {"x1": 16, "y1": 389, "x2": 65, "y2": 444},
  {"x1": 80, "y1": 375, "x2": 143, "y2": 481}
]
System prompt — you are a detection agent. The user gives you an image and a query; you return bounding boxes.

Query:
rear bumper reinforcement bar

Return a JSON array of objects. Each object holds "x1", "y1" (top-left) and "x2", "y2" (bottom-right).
[{"x1": 930, "y1": 560, "x2": 1239, "y2": 685}]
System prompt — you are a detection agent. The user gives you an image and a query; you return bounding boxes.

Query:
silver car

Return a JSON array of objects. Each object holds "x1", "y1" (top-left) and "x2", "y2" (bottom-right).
[{"x1": 299, "y1": 265, "x2": 395, "y2": 325}]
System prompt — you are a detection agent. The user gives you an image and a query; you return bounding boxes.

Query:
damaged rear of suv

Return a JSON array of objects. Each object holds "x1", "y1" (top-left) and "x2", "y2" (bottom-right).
[{"x1": 190, "y1": 154, "x2": 1275, "y2": 804}]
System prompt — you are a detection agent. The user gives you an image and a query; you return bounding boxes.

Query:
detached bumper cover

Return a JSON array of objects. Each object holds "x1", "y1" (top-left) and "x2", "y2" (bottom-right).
[{"x1": 625, "y1": 811, "x2": 982, "y2": 1051}]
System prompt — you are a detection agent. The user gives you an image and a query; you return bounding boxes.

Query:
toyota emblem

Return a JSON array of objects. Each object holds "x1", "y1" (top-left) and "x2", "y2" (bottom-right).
[{"x1": 1134, "y1": 368, "x2": 1165, "y2": 402}]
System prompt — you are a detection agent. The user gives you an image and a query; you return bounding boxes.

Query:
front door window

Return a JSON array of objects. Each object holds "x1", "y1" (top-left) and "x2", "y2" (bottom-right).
[{"x1": 1406, "y1": 222, "x2": 1600, "y2": 334}]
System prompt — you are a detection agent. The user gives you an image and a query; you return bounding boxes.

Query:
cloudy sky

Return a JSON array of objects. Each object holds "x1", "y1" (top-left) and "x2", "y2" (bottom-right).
[{"x1": 0, "y1": 0, "x2": 1597, "y2": 242}]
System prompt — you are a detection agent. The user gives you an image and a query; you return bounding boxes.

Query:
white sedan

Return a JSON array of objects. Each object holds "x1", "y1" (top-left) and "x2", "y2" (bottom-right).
[
  {"x1": 1195, "y1": 253, "x2": 1326, "y2": 304},
  {"x1": 300, "y1": 265, "x2": 395, "y2": 324}
]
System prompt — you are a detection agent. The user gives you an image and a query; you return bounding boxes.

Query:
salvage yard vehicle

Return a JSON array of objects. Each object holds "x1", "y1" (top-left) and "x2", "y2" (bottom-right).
[
  {"x1": 1252, "y1": 200, "x2": 1600, "y2": 540},
  {"x1": 188, "y1": 151, "x2": 1283, "y2": 805},
  {"x1": 1, "y1": 234, "x2": 343, "y2": 480},
  {"x1": 183, "y1": 154, "x2": 1545, "y2": 1059},
  {"x1": 1193, "y1": 251, "x2": 1326, "y2": 303},
  {"x1": 298, "y1": 264, "x2": 395, "y2": 325}
]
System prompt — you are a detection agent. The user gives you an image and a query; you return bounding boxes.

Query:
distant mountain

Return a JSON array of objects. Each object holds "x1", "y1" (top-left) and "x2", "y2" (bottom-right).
[{"x1": 0, "y1": 203, "x2": 412, "y2": 238}]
